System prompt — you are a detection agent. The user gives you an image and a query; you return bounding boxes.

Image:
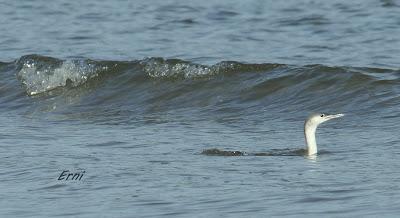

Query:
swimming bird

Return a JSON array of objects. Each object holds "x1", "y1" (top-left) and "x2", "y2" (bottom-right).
[
  {"x1": 202, "y1": 113, "x2": 344, "y2": 157},
  {"x1": 304, "y1": 113, "x2": 344, "y2": 156}
]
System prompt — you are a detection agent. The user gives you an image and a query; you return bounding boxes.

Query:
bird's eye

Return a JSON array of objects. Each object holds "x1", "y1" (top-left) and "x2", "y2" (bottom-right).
[{"x1": 320, "y1": 114, "x2": 324, "y2": 117}]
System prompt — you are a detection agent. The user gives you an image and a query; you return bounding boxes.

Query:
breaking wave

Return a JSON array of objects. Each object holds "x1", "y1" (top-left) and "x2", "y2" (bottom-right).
[{"x1": 0, "y1": 54, "x2": 398, "y2": 119}]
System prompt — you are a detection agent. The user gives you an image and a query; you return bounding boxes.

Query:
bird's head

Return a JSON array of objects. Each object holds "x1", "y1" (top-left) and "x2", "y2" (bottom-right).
[{"x1": 305, "y1": 113, "x2": 344, "y2": 128}]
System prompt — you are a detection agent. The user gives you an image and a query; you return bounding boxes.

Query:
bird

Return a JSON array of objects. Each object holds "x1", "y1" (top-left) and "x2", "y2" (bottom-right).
[
  {"x1": 304, "y1": 113, "x2": 344, "y2": 156},
  {"x1": 202, "y1": 113, "x2": 344, "y2": 157}
]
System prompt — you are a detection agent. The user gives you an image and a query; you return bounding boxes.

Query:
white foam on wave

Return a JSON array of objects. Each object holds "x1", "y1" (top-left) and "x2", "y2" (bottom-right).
[
  {"x1": 17, "y1": 59, "x2": 105, "y2": 95},
  {"x1": 141, "y1": 58, "x2": 257, "y2": 79},
  {"x1": 142, "y1": 58, "x2": 216, "y2": 78}
]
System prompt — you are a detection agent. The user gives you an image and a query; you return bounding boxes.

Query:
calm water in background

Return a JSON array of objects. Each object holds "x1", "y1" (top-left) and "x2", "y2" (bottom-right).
[{"x1": 1, "y1": 0, "x2": 400, "y2": 217}]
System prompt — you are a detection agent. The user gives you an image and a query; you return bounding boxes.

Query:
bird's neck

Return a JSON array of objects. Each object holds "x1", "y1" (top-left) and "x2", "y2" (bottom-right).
[{"x1": 304, "y1": 124, "x2": 317, "y2": 156}]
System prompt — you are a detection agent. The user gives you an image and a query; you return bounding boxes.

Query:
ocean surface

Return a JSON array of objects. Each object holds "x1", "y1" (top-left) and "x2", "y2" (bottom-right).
[{"x1": 1, "y1": 0, "x2": 400, "y2": 217}]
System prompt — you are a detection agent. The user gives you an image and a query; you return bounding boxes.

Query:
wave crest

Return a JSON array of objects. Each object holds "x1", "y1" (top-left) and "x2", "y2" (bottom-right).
[
  {"x1": 140, "y1": 57, "x2": 284, "y2": 78},
  {"x1": 8, "y1": 55, "x2": 399, "y2": 103},
  {"x1": 16, "y1": 55, "x2": 107, "y2": 95}
]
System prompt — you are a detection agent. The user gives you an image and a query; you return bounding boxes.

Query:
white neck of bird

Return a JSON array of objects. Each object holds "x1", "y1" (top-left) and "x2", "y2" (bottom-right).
[{"x1": 304, "y1": 123, "x2": 318, "y2": 156}]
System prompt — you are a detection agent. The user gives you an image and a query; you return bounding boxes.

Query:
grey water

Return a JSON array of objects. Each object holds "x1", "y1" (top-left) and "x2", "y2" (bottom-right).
[{"x1": 1, "y1": 0, "x2": 400, "y2": 217}]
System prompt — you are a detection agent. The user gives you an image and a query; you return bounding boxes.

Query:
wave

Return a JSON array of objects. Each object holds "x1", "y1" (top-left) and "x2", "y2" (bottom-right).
[
  {"x1": 15, "y1": 55, "x2": 108, "y2": 95},
  {"x1": 12, "y1": 55, "x2": 286, "y2": 95},
  {"x1": 0, "y1": 54, "x2": 399, "y2": 117}
]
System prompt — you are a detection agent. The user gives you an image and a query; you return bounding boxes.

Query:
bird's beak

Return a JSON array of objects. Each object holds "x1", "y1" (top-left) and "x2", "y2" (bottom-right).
[{"x1": 325, "y1": 113, "x2": 345, "y2": 120}]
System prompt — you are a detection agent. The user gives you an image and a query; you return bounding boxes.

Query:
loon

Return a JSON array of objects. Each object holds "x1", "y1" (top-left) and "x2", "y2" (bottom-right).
[
  {"x1": 304, "y1": 113, "x2": 344, "y2": 156},
  {"x1": 202, "y1": 113, "x2": 344, "y2": 157}
]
